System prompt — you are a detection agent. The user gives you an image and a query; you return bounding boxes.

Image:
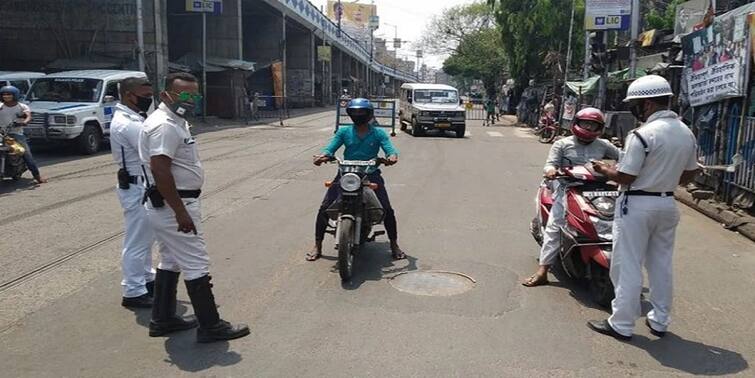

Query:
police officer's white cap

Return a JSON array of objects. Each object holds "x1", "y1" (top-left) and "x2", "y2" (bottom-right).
[{"x1": 623, "y1": 75, "x2": 673, "y2": 102}]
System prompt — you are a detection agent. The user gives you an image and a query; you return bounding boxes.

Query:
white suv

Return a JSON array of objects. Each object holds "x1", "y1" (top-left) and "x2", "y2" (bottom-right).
[{"x1": 25, "y1": 70, "x2": 149, "y2": 154}]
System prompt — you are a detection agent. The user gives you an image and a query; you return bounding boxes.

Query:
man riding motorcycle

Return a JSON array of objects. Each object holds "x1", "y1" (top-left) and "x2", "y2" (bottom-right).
[
  {"x1": 0, "y1": 85, "x2": 47, "y2": 184},
  {"x1": 307, "y1": 98, "x2": 405, "y2": 261},
  {"x1": 522, "y1": 107, "x2": 619, "y2": 287}
]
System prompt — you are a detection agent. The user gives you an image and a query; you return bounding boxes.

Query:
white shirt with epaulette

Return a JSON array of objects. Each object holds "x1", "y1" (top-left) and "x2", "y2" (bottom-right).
[
  {"x1": 110, "y1": 103, "x2": 148, "y2": 175},
  {"x1": 617, "y1": 110, "x2": 698, "y2": 193},
  {"x1": 139, "y1": 103, "x2": 204, "y2": 190}
]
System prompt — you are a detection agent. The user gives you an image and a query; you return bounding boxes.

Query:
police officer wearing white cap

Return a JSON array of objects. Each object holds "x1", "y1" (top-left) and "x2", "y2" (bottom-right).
[
  {"x1": 588, "y1": 75, "x2": 699, "y2": 340},
  {"x1": 139, "y1": 72, "x2": 249, "y2": 343},
  {"x1": 111, "y1": 77, "x2": 156, "y2": 308}
]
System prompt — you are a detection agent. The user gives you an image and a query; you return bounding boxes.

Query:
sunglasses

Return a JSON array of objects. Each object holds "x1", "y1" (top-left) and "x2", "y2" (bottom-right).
[{"x1": 169, "y1": 91, "x2": 202, "y2": 103}]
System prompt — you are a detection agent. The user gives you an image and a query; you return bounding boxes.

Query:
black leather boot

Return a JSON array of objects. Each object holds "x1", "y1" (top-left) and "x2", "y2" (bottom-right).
[
  {"x1": 184, "y1": 275, "x2": 250, "y2": 343},
  {"x1": 149, "y1": 269, "x2": 198, "y2": 337}
]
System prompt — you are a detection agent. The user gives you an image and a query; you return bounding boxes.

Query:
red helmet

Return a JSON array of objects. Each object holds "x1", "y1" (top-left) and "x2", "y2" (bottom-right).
[{"x1": 571, "y1": 107, "x2": 605, "y2": 142}]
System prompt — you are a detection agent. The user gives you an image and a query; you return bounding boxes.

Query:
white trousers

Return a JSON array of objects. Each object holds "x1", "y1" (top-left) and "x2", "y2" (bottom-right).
[
  {"x1": 146, "y1": 198, "x2": 210, "y2": 281},
  {"x1": 117, "y1": 184, "x2": 155, "y2": 298},
  {"x1": 539, "y1": 182, "x2": 566, "y2": 266},
  {"x1": 608, "y1": 195, "x2": 679, "y2": 336}
]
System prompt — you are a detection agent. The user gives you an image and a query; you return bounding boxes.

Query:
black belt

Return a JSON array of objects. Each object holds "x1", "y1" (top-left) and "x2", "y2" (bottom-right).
[
  {"x1": 178, "y1": 189, "x2": 201, "y2": 198},
  {"x1": 625, "y1": 190, "x2": 674, "y2": 197}
]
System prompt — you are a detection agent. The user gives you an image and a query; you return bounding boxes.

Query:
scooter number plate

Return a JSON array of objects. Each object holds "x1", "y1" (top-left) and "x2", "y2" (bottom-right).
[{"x1": 583, "y1": 191, "x2": 620, "y2": 198}]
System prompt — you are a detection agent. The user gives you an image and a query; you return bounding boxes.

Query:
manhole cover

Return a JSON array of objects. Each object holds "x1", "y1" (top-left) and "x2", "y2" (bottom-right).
[{"x1": 390, "y1": 270, "x2": 476, "y2": 296}]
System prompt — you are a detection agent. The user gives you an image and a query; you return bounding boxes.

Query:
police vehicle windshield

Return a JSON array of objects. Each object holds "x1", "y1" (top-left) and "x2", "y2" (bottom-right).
[
  {"x1": 28, "y1": 78, "x2": 103, "y2": 103},
  {"x1": 413, "y1": 89, "x2": 459, "y2": 104}
]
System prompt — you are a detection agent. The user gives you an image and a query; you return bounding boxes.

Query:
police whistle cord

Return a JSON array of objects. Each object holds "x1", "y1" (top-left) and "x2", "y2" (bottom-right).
[{"x1": 0, "y1": 141, "x2": 322, "y2": 293}]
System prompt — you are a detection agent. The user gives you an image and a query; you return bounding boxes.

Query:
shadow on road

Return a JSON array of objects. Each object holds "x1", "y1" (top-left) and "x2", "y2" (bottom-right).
[
  {"x1": 339, "y1": 241, "x2": 418, "y2": 290},
  {"x1": 163, "y1": 335, "x2": 242, "y2": 372},
  {"x1": 629, "y1": 333, "x2": 748, "y2": 375},
  {"x1": 0, "y1": 177, "x2": 39, "y2": 195},
  {"x1": 127, "y1": 301, "x2": 243, "y2": 372}
]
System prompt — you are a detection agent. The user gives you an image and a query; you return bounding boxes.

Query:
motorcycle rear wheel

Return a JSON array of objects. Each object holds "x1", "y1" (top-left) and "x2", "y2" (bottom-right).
[{"x1": 338, "y1": 218, "x2": 355, "y2": 281}]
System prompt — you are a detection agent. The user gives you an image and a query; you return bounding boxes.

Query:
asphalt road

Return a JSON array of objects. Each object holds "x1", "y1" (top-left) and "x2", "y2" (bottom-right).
[{"x1": 0, "y1": 112, "x2": 753, "y2": 377}]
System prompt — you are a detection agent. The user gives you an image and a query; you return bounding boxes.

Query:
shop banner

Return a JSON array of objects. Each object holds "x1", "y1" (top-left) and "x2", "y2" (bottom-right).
[{"x1": 682, "y1": 11, "x2": 751, "y2": 106}]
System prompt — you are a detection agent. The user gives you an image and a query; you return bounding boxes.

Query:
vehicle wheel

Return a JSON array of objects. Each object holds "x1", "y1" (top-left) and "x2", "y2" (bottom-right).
[
  {"x1": 400, "y1": 120, "x2": 407, "y2": 131},
  {"x1": 530, "y1": 216, "x2": 543, "y2": 246},
  {"x1": 337, "y1": 218, "x2": 355, "y2": 282},
  {"x1": 539, "y1": 127, "x2": 555, "y2": 144},
  {"x1": 412, "y1": 118, "x2": 424, "y2": 137},
  {"x1": 76, "y1": 124, "x2": 102, "y2": 155},
  {"x1": 455, "y1": 126, "x2": 466, "y2": 138},
  {"x1": 589, "y1": 260, "x2": 615, "y2": 308}
]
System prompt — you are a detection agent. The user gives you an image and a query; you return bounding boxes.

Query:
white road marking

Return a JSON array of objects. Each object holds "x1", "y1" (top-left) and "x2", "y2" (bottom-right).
[
  {"x1": 486, "y1": 131, "x2": 504, "y2": 137},
  {"x1": 465, "y1": 131, "x2": 472, "y2": 137},
  {"x1": 514, "y1": 128, "x2": 536, "y2": 139},
  {"x1": 318, "y1": 127, "x2": 333, "y2": 132}
]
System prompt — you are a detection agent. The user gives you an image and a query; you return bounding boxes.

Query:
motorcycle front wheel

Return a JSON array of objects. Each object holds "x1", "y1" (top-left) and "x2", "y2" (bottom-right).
[
  {"x1": 589, "y1": 260, "x2": 615, "y2": 308},
  {"x1": 338, "y1": 218, "x2": 355, "y2": 281},
  {"x1": 538, "y1": 127, "x2": 556, "y2": 144}
]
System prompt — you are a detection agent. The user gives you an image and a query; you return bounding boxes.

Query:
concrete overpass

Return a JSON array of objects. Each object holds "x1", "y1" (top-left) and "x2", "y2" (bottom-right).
[{"x1": 0, "y1": 0, "x2": 417, "y2": 115}]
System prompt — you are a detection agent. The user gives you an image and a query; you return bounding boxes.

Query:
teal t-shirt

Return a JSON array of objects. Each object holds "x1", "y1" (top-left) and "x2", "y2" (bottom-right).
[{"x1": 322, "y1": 125, "x2": 399, "y2": 161}]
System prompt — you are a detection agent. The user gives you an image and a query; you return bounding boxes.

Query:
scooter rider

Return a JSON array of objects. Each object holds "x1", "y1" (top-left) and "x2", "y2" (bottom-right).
[
  {"x1": 522, "y1": 107, "x2": 619, "y2": 287},
  {"x1": 140, "y1": 72, "x2": 249, "y2": 342},
  {"x1": 588, "y1": 75, "x2": 699, "y2": 340},
  {"x1": 0, "y1": 85, "x2": 47, "y2": 184},
  {"x1": 307, "y1": 98, "x2": 405, "y2": 261},
  {"x1": 111, "y1": 77, "x2": 156, "y2": 308}
]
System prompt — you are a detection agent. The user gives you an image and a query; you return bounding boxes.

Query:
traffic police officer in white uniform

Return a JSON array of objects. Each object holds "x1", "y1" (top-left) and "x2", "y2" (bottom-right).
[
  {"x1": 111, "y1": 77, "x2": 156, "y2": 308},
  {"x1": 588, "y1": 75, "x2": 699, "y2": 340},
  {"x1": 140, "y1": 72, "x2": 249, "y2": 343}
]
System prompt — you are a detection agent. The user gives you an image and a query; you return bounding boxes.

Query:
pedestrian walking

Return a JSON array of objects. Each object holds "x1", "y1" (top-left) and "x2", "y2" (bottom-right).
[
  {"x1": 588, "y1": 75, "x2": 699, "y2": 340},
  {"x1": 111, "y1": 77, "x2": 156, "y2": 308},
  {"x1": 140, "y1": 72, "x2": 250, "y2": 343}
]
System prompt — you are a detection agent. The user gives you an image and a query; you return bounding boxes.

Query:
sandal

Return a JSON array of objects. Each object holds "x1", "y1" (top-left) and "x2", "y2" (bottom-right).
[
  {"x1": 391, "y1": 249, "x2": 407, "y2": 260},
  {"x1": 521, "y1": 274, "x2": 549, "y2": 287},
  {"x1": 305, "y1": 250, "x2": 322, "y2": 261}
]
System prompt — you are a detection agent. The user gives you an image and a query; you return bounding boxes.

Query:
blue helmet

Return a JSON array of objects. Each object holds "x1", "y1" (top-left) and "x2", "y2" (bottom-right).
[
  {"x1": 0, "y1": 85, "x2": 21, "y2": 101},
  {"x1": 346, "y1": 98, "x2": 374, "y2": 125},
  {"x1": 346, "y1": 98, "x2": 373, "y2": 110}
]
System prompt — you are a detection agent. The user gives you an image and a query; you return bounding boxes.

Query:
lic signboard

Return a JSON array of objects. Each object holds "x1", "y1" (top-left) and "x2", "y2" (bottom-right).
[
  {"x1": 585, "y1": 0, "x2": 631, "y2": 30},
  {"x1": 186, "y1": 0, "x2": 223, "y2": 14}
]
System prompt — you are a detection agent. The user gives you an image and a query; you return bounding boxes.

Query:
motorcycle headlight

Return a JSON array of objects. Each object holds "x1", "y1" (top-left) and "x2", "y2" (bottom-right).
[
  {"x1": 590, "y1": 197, "x2": 616, "y2": 218},
  {"x1": 340, "y1": 173, "x2": 362, "y2": 192},
  {"x1": 589, "y1": 215, "x2": 613, "y2": 241}
]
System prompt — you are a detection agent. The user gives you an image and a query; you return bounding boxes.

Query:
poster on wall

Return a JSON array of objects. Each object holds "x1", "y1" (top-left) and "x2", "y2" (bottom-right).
[{"x1": 682, "y1": 11, "x2": 751, "y2": 107}]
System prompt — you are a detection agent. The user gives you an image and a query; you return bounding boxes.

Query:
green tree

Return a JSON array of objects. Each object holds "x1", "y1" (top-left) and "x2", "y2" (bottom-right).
[
  {"x1": 420, "y1": 1, "x2": 495, "y2": 56},
  {"x1": 488, "y1": 0, "x2": 585, "y2": 84},
  {"x1": 442, "y1": 28, "x2": 507, "y2": 96},
  {"x1": 646, "y1": 0, "x2": 684, "y2": 30}
]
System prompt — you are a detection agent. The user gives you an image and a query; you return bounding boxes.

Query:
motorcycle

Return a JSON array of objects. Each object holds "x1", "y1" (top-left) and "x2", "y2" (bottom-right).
[
  {"x1": 323, "y1": 157, "x2": 388, "y2": 281},
  {"x1": 529, "y1": 163, "x2": 619, "y2": 307},
  {"x1": 0, "y1": 122, "x2": 28, "y2": 181},
  {"x1": 534, "y1": 112, "x2": 559, "y2": 144}
]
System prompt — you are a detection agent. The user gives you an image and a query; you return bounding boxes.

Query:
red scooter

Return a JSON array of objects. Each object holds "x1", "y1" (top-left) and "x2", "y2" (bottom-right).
[{"x1": 530, "y1": 163, "x2": 619, "y2": 307}]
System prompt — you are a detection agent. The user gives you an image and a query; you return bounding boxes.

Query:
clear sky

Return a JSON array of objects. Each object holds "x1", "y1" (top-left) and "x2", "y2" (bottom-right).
[{"x1": 309, "y1": 0, "x2": 478, "y2": 69}]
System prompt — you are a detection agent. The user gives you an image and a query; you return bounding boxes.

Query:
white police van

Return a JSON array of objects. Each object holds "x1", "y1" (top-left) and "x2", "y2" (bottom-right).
[
  {"x1": 398, "y1": 83, "x2": 466, "y2": 138},
  {"x1": 25, "y1": 70, "x2": 148, "y2": 154}
]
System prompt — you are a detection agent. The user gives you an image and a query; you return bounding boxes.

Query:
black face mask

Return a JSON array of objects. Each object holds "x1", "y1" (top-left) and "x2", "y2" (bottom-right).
[
  {"x1": 134, "y1": 95, "x2": 153, "y2": 114},
  {"x1": 630, "y1": 101, "x2": 645, "y2": 121},
  {"x1": 348, "y1": 110, "x2": 372, "y2": 126}
]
